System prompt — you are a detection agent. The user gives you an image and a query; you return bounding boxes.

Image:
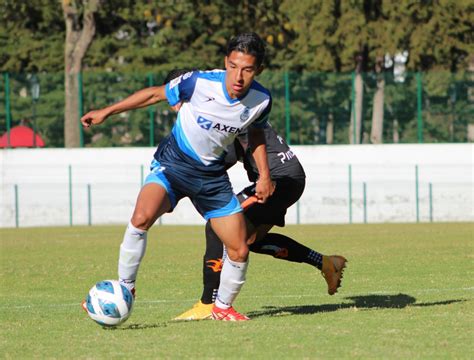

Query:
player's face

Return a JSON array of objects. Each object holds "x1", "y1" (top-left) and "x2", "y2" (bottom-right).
[{"x1": 224, "y1": 51, "x2": 262, "y2": 99}]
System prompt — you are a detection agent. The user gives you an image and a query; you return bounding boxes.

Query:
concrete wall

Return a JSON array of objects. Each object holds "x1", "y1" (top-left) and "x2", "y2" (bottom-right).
[{"x1": 1, "y1": 144, "x2": 472, "y2": 228}]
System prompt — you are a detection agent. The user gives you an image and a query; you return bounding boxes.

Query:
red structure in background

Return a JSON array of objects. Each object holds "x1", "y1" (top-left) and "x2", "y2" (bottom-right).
[{"x1": 0, "y1": 125, "x2": 45, "y2": 148}]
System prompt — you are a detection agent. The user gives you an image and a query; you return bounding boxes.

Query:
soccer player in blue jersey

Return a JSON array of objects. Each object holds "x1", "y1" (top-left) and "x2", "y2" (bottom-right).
[
  {"x1": 81, "y1": 33, "x2": 274, "y2": 321},
  {"x1": 160, "y1": 69, "x2": 347, "y2": 321}
]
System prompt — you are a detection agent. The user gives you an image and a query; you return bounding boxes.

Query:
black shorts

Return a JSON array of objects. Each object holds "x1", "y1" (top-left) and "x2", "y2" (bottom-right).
[{"x1": 236, "y1": 177, "x2": 305, "y2": 227}]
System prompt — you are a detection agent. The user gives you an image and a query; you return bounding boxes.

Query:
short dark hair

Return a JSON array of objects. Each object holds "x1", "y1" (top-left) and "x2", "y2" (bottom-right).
[
  {"x1": 226, "y1": 32, "x2": 266, "y2": 67},
  {"x1": 162, "y1": 68, "x2": 197, "y2": 85}
]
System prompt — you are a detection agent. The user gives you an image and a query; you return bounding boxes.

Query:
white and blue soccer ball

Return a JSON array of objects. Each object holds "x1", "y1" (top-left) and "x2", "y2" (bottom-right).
[{"x1": 84, "y1": 280, "x2": 134, "y2": 327}]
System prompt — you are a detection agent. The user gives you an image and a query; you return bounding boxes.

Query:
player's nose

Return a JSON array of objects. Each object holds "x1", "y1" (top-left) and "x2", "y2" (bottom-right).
[{"x1": 235, "y1": 69, "x2": 244, "y2": 82}]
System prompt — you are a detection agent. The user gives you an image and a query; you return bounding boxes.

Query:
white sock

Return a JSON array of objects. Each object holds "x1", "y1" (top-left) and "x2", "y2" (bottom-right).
[
  {"x1": 215, "y1": 257, "x2": 248, "y2": 309},
  {"x1": 118, "y1": 222, "x2": 147, "y2": 283},
  {"x1": 222, "y1": 245, "x2": 228, "y2": 261}
]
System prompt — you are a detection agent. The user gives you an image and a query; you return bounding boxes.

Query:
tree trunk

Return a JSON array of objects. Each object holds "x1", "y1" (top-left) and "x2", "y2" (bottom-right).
[
  {"x1": 326, "y1": 112, "x2": 334, "y2": 144},
  {"x1": 467, "y1": 124, "x2": 474, "y2": 142},
  {"x1": 349, "y1": 73, "x2": 364, "y2": 144},
  {"x1": 350, "y1": 50, "x2": 365, "y2": 144},
  {"x1": 371, "y1": 56, "x2": 385, "y2": 144},
  {"x1": 63, "y1": 0, "x2": 99, "y2": 148},
  {"x1": 393, "y1": 119, "x2": 400, "y2": 143},
  {"x1": 64, "y1": 72, "x2": 80, "y2": 147}
]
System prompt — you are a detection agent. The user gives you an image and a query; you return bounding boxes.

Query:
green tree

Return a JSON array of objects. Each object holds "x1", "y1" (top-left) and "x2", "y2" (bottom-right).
[
  {"x1": 1, "y1": 0, "x2": 471, "y2": 146},
  {"x1": 0, "y1": 1, "x2": 65, "y2": 72}
]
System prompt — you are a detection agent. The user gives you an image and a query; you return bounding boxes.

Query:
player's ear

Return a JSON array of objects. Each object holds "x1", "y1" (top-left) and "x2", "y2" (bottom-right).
[
  {"x1": 224, "y1": 56, "x2": 229, "y2": 68},
  {"x1": 255, "y1": 65, "x2": 264, "y2": 76}
]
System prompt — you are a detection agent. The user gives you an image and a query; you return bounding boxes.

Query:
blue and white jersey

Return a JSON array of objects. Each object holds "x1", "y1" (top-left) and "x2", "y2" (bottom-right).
[{"x1": 164, "y1": 69, "x2": 272, "y2": 167}]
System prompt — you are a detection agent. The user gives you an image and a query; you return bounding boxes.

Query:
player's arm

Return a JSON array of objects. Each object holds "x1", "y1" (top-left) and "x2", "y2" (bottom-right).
[
  {"x1": 81, "y1": 86, "x2": 167, "y2": 128},
  {"x1": 248, "y1": 126, "x2": 275, "y2": 203}
]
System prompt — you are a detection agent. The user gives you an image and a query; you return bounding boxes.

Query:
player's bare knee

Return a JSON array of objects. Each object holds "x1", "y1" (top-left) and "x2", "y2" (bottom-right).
[
  {"x1": 238, "y1": 246, "x2": 249, "y2": 261},
  {"x1": 227, "y1": 245, "x2": 249, "y2": 262},
  {"x1": 130, "y1": 212, "x2": 153, "y2": 231}
]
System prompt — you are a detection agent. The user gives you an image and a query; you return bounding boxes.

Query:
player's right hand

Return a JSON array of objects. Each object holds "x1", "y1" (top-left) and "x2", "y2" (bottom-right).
[
  {"x1": 80, "y1": 109, "x2": 109, "y2": 128},
  {"x1": 255, "y1": 177, "x2": 275, "y2": 204}
]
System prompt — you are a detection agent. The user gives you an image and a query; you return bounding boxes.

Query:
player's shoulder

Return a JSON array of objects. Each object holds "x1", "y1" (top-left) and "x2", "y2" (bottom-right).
[
  {"x1": 249, "y1": 79, "x2": 271, "y2": 98},
  {"x1": 196, "y1": 69, "x2": 225, "y2": 82},
  {"x1": 247, "y1": 80, "x2": 272, "y2": 117},
  {"x1": 168, "y1": 69, "x2": 223, "y2": 87},
  {"x1": 167, "y1": 70, "x2": 198, "y2": 90}
]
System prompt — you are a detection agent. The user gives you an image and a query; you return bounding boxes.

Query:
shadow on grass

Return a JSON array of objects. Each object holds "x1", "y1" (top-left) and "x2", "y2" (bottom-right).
[
  {"x1": 103, "y1": 322, "x2": 169, "y2": 330},
  {"x1": 105, "y1": 317, "x2": 212, "y2": 330},
  {"x1": 105, "y1": 294, "x2": 466, "y2": 328},
  {"x1": 246, "y1": 294, "x2": 466, "y2": 319}
]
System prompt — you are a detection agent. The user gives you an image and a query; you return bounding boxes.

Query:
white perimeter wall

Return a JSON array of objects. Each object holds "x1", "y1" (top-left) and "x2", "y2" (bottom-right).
[{"x1": 0, "y1": 144, "x2": 472, "y2": 228}]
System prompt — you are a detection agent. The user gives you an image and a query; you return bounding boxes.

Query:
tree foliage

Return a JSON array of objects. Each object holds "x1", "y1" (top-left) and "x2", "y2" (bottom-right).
[{"x1": 0, "y1": 0, "x2": 471, "y2": 146}]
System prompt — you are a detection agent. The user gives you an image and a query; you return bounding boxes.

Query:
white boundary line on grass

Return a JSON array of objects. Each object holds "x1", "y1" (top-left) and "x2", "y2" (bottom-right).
[
  {"x1": 140, "y1": 286, "x2": 474, "y2": 304},
  {"x1": 2, "y1": 286, "x2": 473, "y2": 310}
]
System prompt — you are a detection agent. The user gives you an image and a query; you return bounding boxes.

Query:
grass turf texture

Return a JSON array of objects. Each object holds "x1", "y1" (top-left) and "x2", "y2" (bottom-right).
[{"x1": 1, "y1": 223, "x2": 473, "y2": 358}]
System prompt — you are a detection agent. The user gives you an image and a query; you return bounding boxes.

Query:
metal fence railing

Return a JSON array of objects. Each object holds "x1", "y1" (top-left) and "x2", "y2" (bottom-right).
[
  {"x1": 3, "y1": 155, "x2": 472, "y2": 228},
  {"x1": 1, "y1": 71, "x2": 472, "y2": 148}
]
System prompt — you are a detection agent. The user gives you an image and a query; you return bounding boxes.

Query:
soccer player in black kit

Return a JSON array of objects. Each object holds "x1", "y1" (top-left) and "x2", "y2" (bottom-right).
[{"x1": 174, "y1": 123, "x2": 347, "y2": 320}]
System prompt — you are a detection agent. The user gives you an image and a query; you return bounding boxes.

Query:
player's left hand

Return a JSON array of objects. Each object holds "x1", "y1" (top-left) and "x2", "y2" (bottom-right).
[{"x1": 255, "y1": 177, "x2": 275, "y2": 203}]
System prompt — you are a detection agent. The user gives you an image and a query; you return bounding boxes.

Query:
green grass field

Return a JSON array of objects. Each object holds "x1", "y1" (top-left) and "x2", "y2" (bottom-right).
[{"x1": 1, "y1": 223, "x2": 473, "y2": 359}]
